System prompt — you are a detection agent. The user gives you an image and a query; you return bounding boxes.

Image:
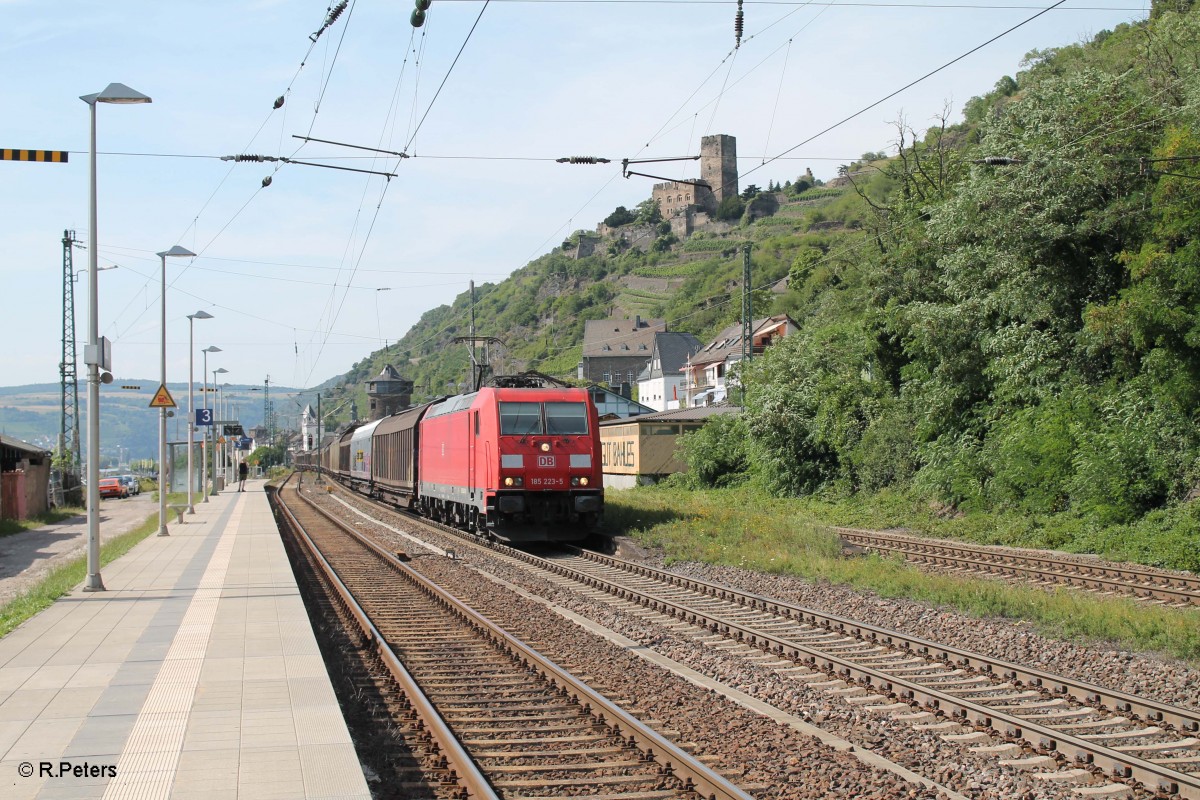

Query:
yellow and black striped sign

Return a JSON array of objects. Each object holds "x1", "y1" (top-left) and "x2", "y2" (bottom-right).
[{"x1": 2, "y1": 149, "x2": 68, "y2": 163}]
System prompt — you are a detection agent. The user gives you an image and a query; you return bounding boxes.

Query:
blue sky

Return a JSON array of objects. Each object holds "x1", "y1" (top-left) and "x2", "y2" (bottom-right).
[{"x1": 2, "y1": 0, "x2": 1147, "y2": 392}]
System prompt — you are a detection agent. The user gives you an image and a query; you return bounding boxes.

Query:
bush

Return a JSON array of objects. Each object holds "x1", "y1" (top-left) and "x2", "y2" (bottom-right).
[
  {"x1": 651, "y1": 233, "x2": 678, "y2": 253},
  {"x1": 715, "y1": 195, "x2": 745, "y2": 221},
  {"x1": 913, "y1": 433, "x2": 990, "y2": 511},
  {"x1": 848, "y1": 400, "x2": 919, "y2": 492},
  {"x1": 604, "y1": 206, "x2": 635, "y2": 227},
  {"x1": 1068, "y1": 382, "x2": 1194, "y2": 524},
  {"x1": 984, "y1": 390, "x2": 1086, "y2": 513},
  {"x1": 677, "y1": 414, "x2": 750, "y2": 488}
]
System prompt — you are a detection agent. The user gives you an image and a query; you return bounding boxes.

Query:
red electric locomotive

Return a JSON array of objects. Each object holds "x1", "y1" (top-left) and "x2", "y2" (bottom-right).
[{"x1": 418, "y1": 386, "x2": 603, "y2": 542}]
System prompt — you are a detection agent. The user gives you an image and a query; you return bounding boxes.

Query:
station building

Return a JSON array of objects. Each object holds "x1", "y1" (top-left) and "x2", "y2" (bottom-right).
[{"x1": 598, "y1": 405, "x2": 740, "y2": 489}]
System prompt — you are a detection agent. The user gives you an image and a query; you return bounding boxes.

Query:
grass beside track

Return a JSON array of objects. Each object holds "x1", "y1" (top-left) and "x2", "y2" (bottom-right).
[
  {"x1": 0, "y1": 507, "x2": 86, "y2": 538},
  {"x1": 606, "y1": 487, "x2": 1200, "y2": 663},
  {"x1": 0, "y1": 511, "x2": 163, "y2": 640}
]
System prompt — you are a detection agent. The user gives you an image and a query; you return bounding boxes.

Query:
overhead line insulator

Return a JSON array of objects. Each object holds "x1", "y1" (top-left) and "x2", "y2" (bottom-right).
[
  {"x1": 411, "y1": 0, "x2": 432, "y2": 28},
  {"x1": 555, "y1": 156, "x2": 612, "y2": 164},
  {"x1": 735, "y1": 0, "x2": 744, "y2": 49},
  {"x1": 310, "y1": 1, "x2": 349, "y2": 42}
]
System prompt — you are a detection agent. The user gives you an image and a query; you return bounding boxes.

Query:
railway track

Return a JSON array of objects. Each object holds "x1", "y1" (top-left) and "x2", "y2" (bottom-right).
[
  {"x1": 834, "y1": 527, "x2": 1200, "y2": 607},
  {"x1": 314, "y1": 481, "x2": 1200, "y2": 799},
  {"x1": 532, "y1": 548, "x2": 1200, "y2": 798},
  {"x1": 273, "y1": 474, "x2": 753, "y2": 800}
]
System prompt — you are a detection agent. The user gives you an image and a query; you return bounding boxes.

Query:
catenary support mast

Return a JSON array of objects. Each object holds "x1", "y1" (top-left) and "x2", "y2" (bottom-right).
[{"x1": 60, "y1": 230, "x2": 82, "y2": 474}]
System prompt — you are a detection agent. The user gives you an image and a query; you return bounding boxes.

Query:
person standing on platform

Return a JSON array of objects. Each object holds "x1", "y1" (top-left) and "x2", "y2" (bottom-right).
[{"x1": 238, "y1": 460, "x2": 248, "y2": 492}]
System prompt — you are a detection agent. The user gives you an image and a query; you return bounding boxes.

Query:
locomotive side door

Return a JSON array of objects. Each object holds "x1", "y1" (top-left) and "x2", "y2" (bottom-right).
[{"x1": 468, "y1": 410, "x2": 477, "y2": 502}]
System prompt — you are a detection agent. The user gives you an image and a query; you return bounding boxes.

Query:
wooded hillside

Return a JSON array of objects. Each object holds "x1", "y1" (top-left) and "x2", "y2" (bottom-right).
[{"x1": 322, "y1": 5, "x2": 1200, "y2": 567}]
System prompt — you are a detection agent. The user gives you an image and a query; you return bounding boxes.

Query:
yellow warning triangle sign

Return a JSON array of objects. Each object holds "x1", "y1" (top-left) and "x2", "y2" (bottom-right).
[{"x1": 149, "y1": 383, "x2": 177, "y2": 408}]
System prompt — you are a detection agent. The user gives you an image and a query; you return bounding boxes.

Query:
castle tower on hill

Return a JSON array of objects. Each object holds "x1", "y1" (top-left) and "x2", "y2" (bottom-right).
[
  {"x1": 644, "y1": 134, "x2": 739, "y2": 238},
  {"x1": 367, "y1": 364, "x2": 413, "y2": 421},
  {"x1": 700, "y1": 134, "x2": 738, "y2": 208},
  {"x1": 650, "y1": 134, "x2": 738, "y2": 221}
]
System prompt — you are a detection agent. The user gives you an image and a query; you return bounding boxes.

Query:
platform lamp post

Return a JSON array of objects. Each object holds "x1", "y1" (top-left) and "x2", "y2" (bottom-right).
[
  {"x1": 186, "y1": 311, "x2": 213, "y2": 514},
  {"x1": 219, "y1": 383, "x2": 228, "y2": 482},
  {"x1": 222, "y1": 383, "x2": 234, "y2": 482},
  {"x1": 155, "y1": 246, "x2": 196, "y2": 537},
  {"x1": 212, "y1": 368, "x2": 228, "y2": 491},
  {"x1": 201, "y1": 347, "x2": 222, "y2": 501},
  {"x1": 81, "y1": 82, "x2": 152, "y2": 592}
]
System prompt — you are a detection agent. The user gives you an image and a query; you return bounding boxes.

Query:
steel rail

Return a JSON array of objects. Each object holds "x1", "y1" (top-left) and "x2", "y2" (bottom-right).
[
  {"x1": 313, "y1": 473, "x2": 1200, "y2": 797},
  {"x1": 356, "y1": 482, "x2": 1200, "y2": 738},
  {"x1": 274, "y1": 476, "x2": 498, "y2": 800},
  {"x1": 529, "y1": 549, "x2": 1200, "y2": 798},
  {"x1": 284, "y1": 477, "x2": 755, "y2": 800},
  {"x1": 553, "y1": 548, "x2": 1200, "y2": 733},
  {"x1": 834, "y1": 527, "x2": 1200, "y2": 605}
]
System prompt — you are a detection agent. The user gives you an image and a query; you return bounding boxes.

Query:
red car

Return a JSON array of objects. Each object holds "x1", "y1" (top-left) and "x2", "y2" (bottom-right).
[{"x1": 98, "y1": 477, "x2": 127, "y2": 499}]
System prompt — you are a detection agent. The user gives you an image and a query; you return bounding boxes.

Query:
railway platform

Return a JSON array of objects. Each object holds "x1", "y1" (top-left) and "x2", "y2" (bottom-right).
[{"x1": 0, "y1": 482, "x2": 370, "y2": 800}]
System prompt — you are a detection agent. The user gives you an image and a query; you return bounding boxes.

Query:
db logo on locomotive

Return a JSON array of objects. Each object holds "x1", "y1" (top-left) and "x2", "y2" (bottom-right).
[{"x1": 537, "y1": 455, "x2": 555, "y2": 467}]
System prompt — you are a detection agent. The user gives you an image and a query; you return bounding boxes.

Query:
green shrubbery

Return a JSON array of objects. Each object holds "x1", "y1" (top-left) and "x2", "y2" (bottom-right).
[
  {"x1": 676, "y1": 414, "x2": 750, "y2": 488},
  {"x1": 666, "y1": 8, "x2": 1200, "y2": 570}
]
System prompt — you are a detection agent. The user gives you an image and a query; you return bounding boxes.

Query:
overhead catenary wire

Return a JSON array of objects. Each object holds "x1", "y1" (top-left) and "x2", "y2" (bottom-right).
[
  {"x1": 85, "y1": 0, "x2": 1136, "y2": 393},
  {"x1": 434, "y1": 0, "x2": 1137, "y2": 7},
  {"x1": 762, "y1": 38, "x2": 793, "y2": 163},
  {"x1": 99, "y1": 0, "x2": 358, "y2": 342},
  {"x1": 302, "y1": 2, "x2": 497, "y2": 390},
  {"x1": 737, "y1": 0, "x2": 1071, "y2": 188},
  {"x1": 526, "y1": 15, "x2": 1184, "y2": 370},
  {"x1": 402, "y1": 0, "x2": 491, "y2": 152}
]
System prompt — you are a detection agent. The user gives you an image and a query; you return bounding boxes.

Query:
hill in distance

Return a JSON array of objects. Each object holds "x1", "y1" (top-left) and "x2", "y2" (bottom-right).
[{"x1": 0, "y1": 381, "x2": 309, "y2": 463}]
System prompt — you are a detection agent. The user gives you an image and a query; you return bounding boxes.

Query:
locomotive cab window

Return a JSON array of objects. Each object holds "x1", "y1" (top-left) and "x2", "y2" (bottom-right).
[
  {"x1": 499, "y1": 402, "x2": 543, "y2": 435},
  {"x1": 545, "y1": 402, "x2": 588, "y2": 435}
]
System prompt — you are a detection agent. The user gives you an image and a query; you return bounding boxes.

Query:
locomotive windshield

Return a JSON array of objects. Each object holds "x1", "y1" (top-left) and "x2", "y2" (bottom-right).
[
  {"x1": 545, "y1": 402, "x2": 588, "y2": 435},
  {"x1": 499, "y1": 401, "x2": 590, "y2": 436},
  {"x1": 500, "y1": 402, "x2": 543, "y2": 435}
]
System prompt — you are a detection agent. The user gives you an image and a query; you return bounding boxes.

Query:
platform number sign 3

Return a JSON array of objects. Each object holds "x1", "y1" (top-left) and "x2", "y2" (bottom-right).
[{"x1": 195, "y1": 408, "x2": 214, "y2": 426}]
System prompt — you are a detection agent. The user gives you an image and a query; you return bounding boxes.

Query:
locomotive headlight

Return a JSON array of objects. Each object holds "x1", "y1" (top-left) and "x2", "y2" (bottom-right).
[
  {"x1": 540, "y1": 442, "x2": 551, "y2": 452},
  {"x1": 504, "y1": 477, "x2": 514, "y2": 487},
  {"x1": 571, "y1": 476, "x2": 590, "y2": 487},
  {"x1": 503, "y1": 476, "x2": 523, "y2": 487},
  {"x1": 579, "y1": 476, "x2": 589, "y2": 486}
]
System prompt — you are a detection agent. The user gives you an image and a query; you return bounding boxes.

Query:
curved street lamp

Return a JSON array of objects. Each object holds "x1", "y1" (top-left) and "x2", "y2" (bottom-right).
[
  {"x1": 81, "y1": 82, "x2": 151, "y2": 592},
  {"x1": 201, "y1": 346, "x2": 222, "y2": 502},
  {"x1": 156, "y1": 246, "x2": 196, "y2": 536},
  {"x1": 186, "y1": 311, "x2": 213, "y2": 513},
  {"x1": 212, "y1": 367, "x2": 229, "y2": 491}
]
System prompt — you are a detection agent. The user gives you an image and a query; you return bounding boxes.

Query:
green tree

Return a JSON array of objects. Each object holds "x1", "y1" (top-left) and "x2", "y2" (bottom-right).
[
  {"x1": 1084, "y1": 124, "x2": 1200, "y2": 411},
  {"x1": 248, "y1": 443, "x2": 287, "y2": 468},
  {"x1": 715, "y1": 195, "x2": 744, "y2": 221},
  {"x1": 635, "y1": 199, "x2": 662, "y2": 225},
  {"x1": 787, "y1": 246, "x2": 823, "y2": 287},
  {"x1": 604, "y1": 206, "x2": 635, "y2": 227},
  {"x1": 677, "y1": 414, "x2": 750, "y2": 487},
  {"x1": 741, "y1": 321, "x2": 885, "y2": 494}
]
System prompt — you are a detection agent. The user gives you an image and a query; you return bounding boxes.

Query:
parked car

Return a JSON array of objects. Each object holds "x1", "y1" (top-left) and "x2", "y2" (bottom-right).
[
  {"x1": 118, "y1": 475, "x2": 141, "y2": 496},
  {"x1": 98, "y1": 477, "x2": 127, "y2": 499}
]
